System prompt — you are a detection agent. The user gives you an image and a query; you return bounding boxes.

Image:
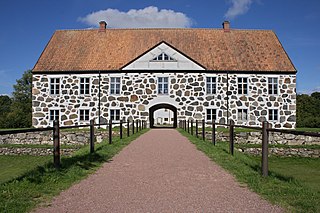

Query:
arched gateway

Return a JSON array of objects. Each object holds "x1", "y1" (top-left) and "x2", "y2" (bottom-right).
[{"x1": 149, "y1": 104, "x2": 177, "y2": 128}]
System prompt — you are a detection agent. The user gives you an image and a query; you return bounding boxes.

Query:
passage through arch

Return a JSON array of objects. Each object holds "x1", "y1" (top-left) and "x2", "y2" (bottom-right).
[{"x1": 149, "y1": 103, "x2": 177, "y2": 128}]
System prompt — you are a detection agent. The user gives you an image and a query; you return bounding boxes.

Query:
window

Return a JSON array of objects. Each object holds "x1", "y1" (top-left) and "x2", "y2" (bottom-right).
[
  {"x1": 206, "y1": 77, "x2": 216, "y2": 94},
  {"x1": 158, "y1": 77, "x2": 169, "y2": 94},
  {"x1": 50, "y1": 78, "x2": 60, "y2": 95},
  {"x1": 164, "y1": 118, "x2": 169, "y2": 121},
  {"x1": 152, "y1": 53, "x2": 175, "y2": 61},
  {"x1": 268, "y1": 77, "x2": 278, "y2": 95},
  {"x1": 268, "y1": 109, "x2": 278, "y2": 121},
  {"x1": 238, "y1": 109, "x2": 248, "y2": 122},
  {"x1": 49, "y1": 109, "x2": 59, "y2": 121},
  {"x1": 238, "y1": 77, "x2": 248, "y2": 95},
  {"x1": 110, "y1": 77, "x2": 121, "y2": 95},
  {"x1": 79, "y1": 109, "x2": 90, "y2": 121},
  {"x1": 206, "y1": 109, "x2": 217, "y2": 121},
  {"x1": 80, "y1": 77, "x2": 90, "y2": 95},
  {"x1": 110, "y1": 109, "x2": 120, "y2": 121}
]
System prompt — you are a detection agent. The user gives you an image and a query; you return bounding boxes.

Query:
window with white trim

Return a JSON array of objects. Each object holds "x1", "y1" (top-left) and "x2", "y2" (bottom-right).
[
  {"x1": 237, "y1": 109, "x2": 248, "y2": 122},
  {"x1": 206, "y1": 77, "x2": 216, "y2": 94},
  {"x1": 79, "y1": 109, "x2": 90, "y2": 121},
  {"x1": 49, "y1": 109, "x2": 60, "y2": 121},
  {"x1": 110, "y1": 77, "x2": 121, "y2": 95},
  {"x1": 206, "y1": 109, "x2": 217, "y2": 121},
  {"x1": 50, "y1": 78, "x2": 60, "y2": 95},
  {"x1": 238, "y1": 77, "x2": 248, "y2": 95},
  {"x1": 268, "y1": 77, "x2": 278, "y2": 95},
  {"x1": 158, "y1": 77, "x2": 169, "y2": 94},
  {"x1": 110, "y1": 109, "x2": 120, "y2": 121},
  {"x1": 152, "y1": 52, "x2": 175, "y2": 61},
  {"x1": 268, "y1": 109, "x2": 278, "y2": 121},
  {"x1": 80, "y1": 77, "x2": 90, "y2": 95}
]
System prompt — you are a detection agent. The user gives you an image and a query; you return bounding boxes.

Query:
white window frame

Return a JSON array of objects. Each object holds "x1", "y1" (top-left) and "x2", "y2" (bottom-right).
[
  {"x1": 110, "y1": 77, "x2": 121, "y2": 95},
  {"x1": 237, "y1": 77, "x2": 248, "y2": 95},
  {"x1": 157, "y1": 77, "x2": 169, "y2": 95},
  {"x1": 237, "y1": 108, "x2": 248, "y2": 122},
  {"x1": 79, "y1": 109, "x2": 90, "y2": 122},
  {"x1": 110, "y1": 109, "x2": 121, "y2": 121},
  {"x1": 268, "y1": 77, "x2": 278, "y2": 95},
  {"x1": 151, "y1": 52, "x2": 176, "y2": 61},
  {"x1": 50, "y1": 77, "x2": 60, "y2": 95},
  {"x1": 79, "y1": 77, "x2": 90, "y2": 95},
  {"x1": 206, "y1": 108, "x2": 217, "y2": 121},
  {"x1": 206, "y1": 76, "x2": 217, "y2": 95},
  {"x1": 48, "y1": 108, "x2": 61, "y2": 126},
  {"x1": 268, "y1": 109, "x2": 279, "y2": 121}
]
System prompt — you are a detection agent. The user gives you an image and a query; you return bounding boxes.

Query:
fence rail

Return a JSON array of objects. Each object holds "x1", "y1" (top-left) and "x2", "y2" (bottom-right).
[
  {"x1": 179, "y1": 119, "x2": 320, "y2": 177},
  {"x1": 1, "y1": 119, "x2": 148, "y2": 169}
]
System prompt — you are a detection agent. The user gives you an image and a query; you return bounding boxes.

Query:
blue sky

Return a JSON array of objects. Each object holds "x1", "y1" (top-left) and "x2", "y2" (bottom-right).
[{"x1": 0, "y1": 0, "x2": 319, "y2": 95}]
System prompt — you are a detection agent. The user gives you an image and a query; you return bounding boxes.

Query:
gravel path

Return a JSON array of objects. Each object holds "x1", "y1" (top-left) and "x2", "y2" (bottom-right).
[{"x1": 34, "y1": 129, "x2": 282, "y2": 213}]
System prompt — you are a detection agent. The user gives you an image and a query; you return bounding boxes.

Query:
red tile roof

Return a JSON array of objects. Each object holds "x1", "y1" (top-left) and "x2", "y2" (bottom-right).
[{"x1": 32, "y1": 28, "x2": 296, "y2": 72}]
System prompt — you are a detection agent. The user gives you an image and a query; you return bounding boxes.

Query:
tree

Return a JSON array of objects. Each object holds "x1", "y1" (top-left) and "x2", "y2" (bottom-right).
[
  {"x1": 3, "y1": 70, "x2": 33, "y2": 128},
  {"x1": 0, "y1": 95, "x2": 13, "y2": 128},
  {"x1": 296, "y1": 92, "x2": 320, "y2": 128}
]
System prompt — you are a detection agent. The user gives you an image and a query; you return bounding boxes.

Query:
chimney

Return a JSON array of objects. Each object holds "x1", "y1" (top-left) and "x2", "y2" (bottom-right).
[
  {"x1": 222, "y1": 21, "x2": 230, "y2": 32},
  {"x1": 99, "y1": 21, "x2": 107, "y2": 32}
]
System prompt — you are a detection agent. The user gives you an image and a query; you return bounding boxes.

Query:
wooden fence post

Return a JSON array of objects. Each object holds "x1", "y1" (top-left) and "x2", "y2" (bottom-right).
[
  {"x1": 212, "y1": 121, "x2": 216, "y2": 145},
  {"x1": 127, "y1": 120, "x2": 130, "y2": 137},
  {"x1": 132, "y1": 120, "x2": 135, "y2": 134},
  {"x1": 202, "y1": 119, "x2": 205, "y2": 141},
  {"x1": 262, "y1": 121, "x2": 269, "y2": 177},
  {"x1": 191, "y1": 120, "x2": 193, "y2": 135},
  {"x1": 136, "y1": 120, "x2": 138, "y2": 133},
  {"x1": 184, "y1": 120, "x2": 187, "y2": 131},
  {"x1": 120, "y1": 120, "x2": 123, "y2": 139},
  {"x1": 109, "y1": 120, "x2": 112, "y2": 144},
  {"x1": 139, "y1": 120, "x2": 142, "y2": 131},
  {"x1": 229, "y1": 120, "x2": 234, "y2": 155},
  {"x1": 196, "y1": 120, "x2": 198, "y2": 138},
  {"x1": 90, "y1": 119, "x2": 95, "y2": 153},
  {"x1": 187, "y1": 120, "x2": 190, "y2": 133},
  {"x1": 53, "y1": 120, "x2": 60, "y2": 169}
]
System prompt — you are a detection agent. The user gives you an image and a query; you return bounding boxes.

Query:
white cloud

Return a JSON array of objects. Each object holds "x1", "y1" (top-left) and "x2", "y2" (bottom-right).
[
  {"x1": 78, "y1": 6, "x2": 193, "y2": 28},
  {"x1": 224, "y1": 0, "x2": 253, "y2": 20}
]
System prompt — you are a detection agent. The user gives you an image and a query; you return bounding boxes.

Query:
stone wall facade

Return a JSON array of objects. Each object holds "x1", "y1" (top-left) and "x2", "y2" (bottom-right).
[{"x1": 32, "y1": 72, "x2": 296, "y2": 128}]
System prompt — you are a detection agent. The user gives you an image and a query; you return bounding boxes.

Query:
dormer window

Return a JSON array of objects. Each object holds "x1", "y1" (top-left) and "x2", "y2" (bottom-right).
[{"x1": 152, "y1": 52, "x2": 175, "y2": 61}]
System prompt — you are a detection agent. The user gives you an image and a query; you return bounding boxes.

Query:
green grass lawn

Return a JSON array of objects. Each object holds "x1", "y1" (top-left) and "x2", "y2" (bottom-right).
[
  {"x1": 0, "y1": 129, "x2": 149, "y2": 213},
  {"x1": 179, "y1": 129, "x2": 320, "y2": 212},
  {"x1": 0, "y1": 156, "x2": 51, "y2": 185}
]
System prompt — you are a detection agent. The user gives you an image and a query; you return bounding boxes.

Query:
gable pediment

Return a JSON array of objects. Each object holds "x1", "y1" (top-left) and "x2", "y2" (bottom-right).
[{"x1": 122, "y1": 42, "x2": 205, "y2": 70}]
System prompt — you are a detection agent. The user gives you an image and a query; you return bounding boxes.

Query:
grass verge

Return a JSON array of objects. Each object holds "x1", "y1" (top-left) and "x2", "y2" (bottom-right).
[
  {"x1": 0, "y1": 129, "x2": 149, "y2": 213},
  {"x1": 178, "y1": 129, "x2": 320, "y2": 212}
]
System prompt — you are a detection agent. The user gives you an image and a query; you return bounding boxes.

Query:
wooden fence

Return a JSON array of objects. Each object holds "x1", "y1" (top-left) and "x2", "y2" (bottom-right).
[
  {"x1": 179, "y1": 119, "x2": 320, "y2": 177},
  {"x1": 0, "y1": 119, "x2": 148, "y2": 169}
]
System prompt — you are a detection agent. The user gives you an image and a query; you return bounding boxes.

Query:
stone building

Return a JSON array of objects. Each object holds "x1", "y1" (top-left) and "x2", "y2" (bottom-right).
[{"x1": 32, "y1": 21, "x2": 297, "y2": 128}]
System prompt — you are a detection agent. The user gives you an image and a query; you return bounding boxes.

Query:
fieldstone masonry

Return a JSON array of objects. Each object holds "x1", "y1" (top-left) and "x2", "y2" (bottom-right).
[{"x1": 32, "y1": 72, "x2": 296, "y2": 128}]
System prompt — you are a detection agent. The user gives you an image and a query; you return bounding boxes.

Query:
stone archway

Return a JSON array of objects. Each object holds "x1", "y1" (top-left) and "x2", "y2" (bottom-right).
[{"x1": 149, "y1": 103, "x2": 177, "y2": 128}]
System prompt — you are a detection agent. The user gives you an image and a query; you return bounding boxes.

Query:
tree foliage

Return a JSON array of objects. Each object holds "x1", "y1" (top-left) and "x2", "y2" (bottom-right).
[
  {"x1": 296, "y1": 92, "x2": 320, "y2": 128},
  {"x1": 0, "y1": 70, "x2": 32, "y2": 128}
]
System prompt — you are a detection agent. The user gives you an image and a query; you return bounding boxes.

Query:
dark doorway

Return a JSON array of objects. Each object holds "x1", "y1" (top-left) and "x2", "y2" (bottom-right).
[{"x1": 149, "y1": 104, "x2": 177, "y2": 128}]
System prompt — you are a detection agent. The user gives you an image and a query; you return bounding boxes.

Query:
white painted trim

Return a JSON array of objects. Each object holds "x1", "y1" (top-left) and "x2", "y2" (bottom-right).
[
  {"x1": 48, "y1": 77, "x2": 61, "y2": 96},
  {"x1": 109, "y1": 76, "x2": 122, "y2": 96},
  {"x1": 78, "y1": 108, "x2": 91, "y2": 123},
  {"x1": 123, "y1": 42, "x2": 205, "y2": 70},
  {"x1": 79, "y1": 76, "x2": 91, "y2": 96}
]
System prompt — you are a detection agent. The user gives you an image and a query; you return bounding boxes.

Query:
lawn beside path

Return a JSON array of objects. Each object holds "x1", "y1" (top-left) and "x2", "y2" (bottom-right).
[{"x1": 34, "y1": 129, "x2": 282, "y2": 213}]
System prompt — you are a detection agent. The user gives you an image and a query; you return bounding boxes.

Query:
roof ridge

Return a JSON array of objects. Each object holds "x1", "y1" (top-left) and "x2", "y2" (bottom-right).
[{"x1": 55, "y1": 28, "x2": 274, "y2": 32}]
